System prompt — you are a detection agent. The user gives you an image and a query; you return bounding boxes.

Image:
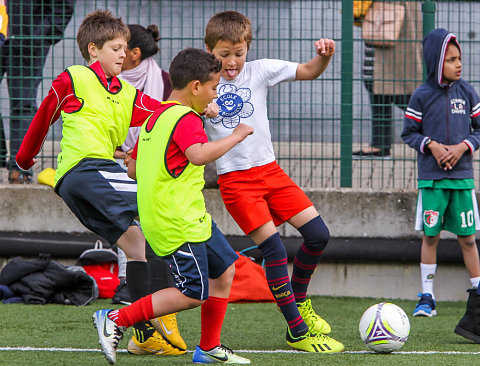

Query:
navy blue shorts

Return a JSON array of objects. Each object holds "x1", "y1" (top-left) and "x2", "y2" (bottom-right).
[
  {"x1": 57, "y1": 159, "x2": 138, "y2": 245},
  {"x1": 163, "y1": 222, "x2": 238, "y2": 300}
]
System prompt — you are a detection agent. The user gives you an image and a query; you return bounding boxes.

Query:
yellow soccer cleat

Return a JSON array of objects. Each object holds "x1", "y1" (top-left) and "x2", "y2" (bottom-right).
[
  {"x1": 127, "y1": 331, "x2": 186, "y2": 355},
  {"x1": 297, "y1": 298, "x2": 332, "y2": 334},
  {"x1": 286, "y1": 328, "x2": 344, "y2": 353},
  {"x1": 150, "y1": 313, "x2": 187, "y2": 351}
]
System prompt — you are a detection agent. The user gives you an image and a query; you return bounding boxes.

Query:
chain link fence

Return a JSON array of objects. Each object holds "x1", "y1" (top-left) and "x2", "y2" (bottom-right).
[{"x1": 0, "y1": 0, "x2": 479, "y2": 188}]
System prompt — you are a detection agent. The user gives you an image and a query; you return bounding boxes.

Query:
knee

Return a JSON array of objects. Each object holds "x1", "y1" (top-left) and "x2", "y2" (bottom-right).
[
  {"x1": 459, "y1": 237, "x2": 477, "y2": 248},
  {"x1": 258, "y1": 233, "x2": 287, "y2": 260},
  {"x1": 423, "y1": 235, "x2": 439, "y2": 247},
  {"x1": 222, "y1": 263, "x2": 236, "y2": 282},
  {"x1": 298, "y1": 216, "x2": 330, "y2": 250},
  {"x1": 211, "y1": 263, "x2": 236, "y2": 292}
]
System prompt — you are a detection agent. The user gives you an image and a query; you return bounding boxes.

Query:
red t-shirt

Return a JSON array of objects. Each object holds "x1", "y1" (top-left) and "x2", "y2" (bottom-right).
[
  {"x1": 16, "y1": 61, "x2": 162, "y2": 170},
  {"x1": 131, "y1": 103, "x2": 208, "y2": 175}
]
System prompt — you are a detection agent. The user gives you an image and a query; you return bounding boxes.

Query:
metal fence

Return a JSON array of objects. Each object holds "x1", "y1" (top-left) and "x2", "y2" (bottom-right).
[{"x1": 1, "y1": 0, "x2": 479, "y2": 188}]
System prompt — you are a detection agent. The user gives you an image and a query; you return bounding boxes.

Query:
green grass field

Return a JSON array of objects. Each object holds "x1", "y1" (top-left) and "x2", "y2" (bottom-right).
[{"x1": 1, "y1": 296, "x2": 479, "y2": 366}]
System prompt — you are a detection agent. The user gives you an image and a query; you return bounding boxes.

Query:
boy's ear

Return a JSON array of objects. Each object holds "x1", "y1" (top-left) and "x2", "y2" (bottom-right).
[
  {"x1": 87, "y1": 42, "x2": 97, "y2": 60},
  {"x1": 205, "y1": 44, "x2": 212, "y2": 53},
  {"x1": 190, "y1": 80, "x2": 201, "y2": 95}
]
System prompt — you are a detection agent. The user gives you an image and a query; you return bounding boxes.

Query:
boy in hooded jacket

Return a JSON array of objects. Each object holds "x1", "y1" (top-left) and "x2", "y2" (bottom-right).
[{"x1": 401, "y1": 28, "x2": 480, "y2": 341}]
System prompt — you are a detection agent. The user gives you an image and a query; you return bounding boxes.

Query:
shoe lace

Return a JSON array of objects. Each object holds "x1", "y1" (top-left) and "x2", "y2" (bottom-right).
[
  {"x1": 417, "y1": 293, "x2": 435, "y2": 307},
  {"x1": 310, "y1": 332, "x2": 331, "y2": 342},
  {"x1": 113, "y1": 326, "x2": 125, "y2": 347},
  {"x1": 167, "y1": 313, "x2": 178, "y2": 327},
  {"x1": 301, "y1": 300, "x2": 319, "y2": 321},
  {"x1": 218, "y1": 344, "x2": 235, "y2": 355}
]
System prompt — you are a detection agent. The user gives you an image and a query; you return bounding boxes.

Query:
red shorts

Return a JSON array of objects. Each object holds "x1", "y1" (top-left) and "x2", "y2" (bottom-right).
[{"x1": 218, "y1": 161, "x2": 313, "y2": 235}]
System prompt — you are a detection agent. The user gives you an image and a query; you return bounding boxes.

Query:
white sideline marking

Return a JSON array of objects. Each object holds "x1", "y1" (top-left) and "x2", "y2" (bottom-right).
[{"x1": 1, "y1": 347, "x2": 480, "y2": 355}]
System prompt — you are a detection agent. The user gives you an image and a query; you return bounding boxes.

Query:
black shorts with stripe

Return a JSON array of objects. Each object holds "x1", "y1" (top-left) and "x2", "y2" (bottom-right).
[{"x1": 57, "y1": 158, "x2": 138, "y2": 245}]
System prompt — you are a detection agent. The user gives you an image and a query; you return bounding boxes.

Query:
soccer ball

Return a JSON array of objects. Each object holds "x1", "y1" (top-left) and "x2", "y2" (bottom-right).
[{"x1": 359, "y1": 302, "x2": 410, "y2": 353}]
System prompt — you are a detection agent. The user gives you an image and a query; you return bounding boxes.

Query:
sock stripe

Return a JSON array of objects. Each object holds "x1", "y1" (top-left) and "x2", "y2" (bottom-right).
[
  {"x1": 293, "y1": 291, "x2": 307, "y2": 298},
  {"x1": 108, "y1": 310, "x2": 119, "y2": 322},
  {"x1": 277, "y1": 294, "x2": 296, "y2": 306},
  {"x1": 293, "y1": 258, "x2": 317, "y2": 270},
  {"x1": 288, "y1": 315, "x2": 305, "y2": 328},
  {"x1": 265, "y1": 258, "x2": 288, "y2": 267},
  {"x1": 300, "y1": 243, "x2": 324, "y2": 256},
  {"x1": 267, "y1": 277, "x2": 290, "y2": 286},
  {"x1": 291, "y1": 274, "x2": 310, "y2": 284}
]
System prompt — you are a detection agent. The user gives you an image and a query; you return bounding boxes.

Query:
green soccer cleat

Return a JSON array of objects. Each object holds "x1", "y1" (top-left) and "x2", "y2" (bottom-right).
[
  {"x1": 286, "y1": 328, "x2": 344, "y2": 353},
  {"x1": 297, "y1": 298, "x2": 332, "y2": 334}
]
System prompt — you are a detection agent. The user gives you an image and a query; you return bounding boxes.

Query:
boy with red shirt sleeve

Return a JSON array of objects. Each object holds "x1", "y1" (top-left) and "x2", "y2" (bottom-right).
[
  {"x1": 129, "y1": 103, "x2": 208, "y2": 177},
  {"x1": 93, "y1": 48, "x2": 253, "y2": 365},
  {"x1": 15, "y1": 9, "x2": 171, "y2": 354},
  {"x1": 16, "y1": 60, "x2": 161, "y2": 171}
]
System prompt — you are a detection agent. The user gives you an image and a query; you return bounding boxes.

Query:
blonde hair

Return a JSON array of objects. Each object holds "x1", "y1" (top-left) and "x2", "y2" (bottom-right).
[
  {"x1": 205, "y1": 11, "x2": 252, "y2": 50},
  {"x1": 77, "y1": 9, "x2": 130, "y2": 62}
]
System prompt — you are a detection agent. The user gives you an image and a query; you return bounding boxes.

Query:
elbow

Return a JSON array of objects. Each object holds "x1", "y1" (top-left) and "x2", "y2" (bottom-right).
[{"x1": 188, "y1": 157, "x2": 209, "y2": 166}]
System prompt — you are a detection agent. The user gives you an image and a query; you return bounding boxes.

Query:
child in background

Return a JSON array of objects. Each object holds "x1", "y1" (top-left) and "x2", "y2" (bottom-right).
[
  {"x1": 203, "y1": 11, "x2": 343, "y2": 353},
  {"x1": 114, "y1": 23, "x2": 172, "y2": 168},
  {"x1": 14, "y1": 8, "x2": 171, "y2": 355},
  {"x1": 111, "y1": 23, "x2": 186, "y2": 355},
  {"x1": 92, "y1": 48, "x2": 253, "y2": 365},
  {"x1": 401, "y1": 29, "x2": 480, "y2": 341}
]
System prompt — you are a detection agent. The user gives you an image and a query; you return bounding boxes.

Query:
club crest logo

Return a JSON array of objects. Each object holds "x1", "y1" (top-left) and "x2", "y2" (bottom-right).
[
  {"x1": 210, "y1": 84, "x2": 254, "y2": 129},
  {"x1": 424, "y1": 210, "x2": 439, "y2": 228}
]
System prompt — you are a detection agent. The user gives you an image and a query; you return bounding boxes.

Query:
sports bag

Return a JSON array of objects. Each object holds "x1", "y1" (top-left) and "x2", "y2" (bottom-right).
[{"x1": 77, "y1": 240, "x2": 119, "y2": 299}]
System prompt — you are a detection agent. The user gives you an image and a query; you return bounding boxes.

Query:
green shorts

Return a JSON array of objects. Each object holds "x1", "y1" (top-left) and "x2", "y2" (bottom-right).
[{"x1": 415, "y1": 188, "x2": 480, "y2": 236}]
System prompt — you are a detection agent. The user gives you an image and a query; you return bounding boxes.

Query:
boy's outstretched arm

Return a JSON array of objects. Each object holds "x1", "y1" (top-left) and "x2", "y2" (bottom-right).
[
  {"x1": 16, "y1": 75, "x2": 69, "y2": 170},
  {"x1": 295, "y1": 38, "x2": 335, "y2": 81},
  {"x1": 185, "y1": 123, "x2": 253, "y2": 166}
]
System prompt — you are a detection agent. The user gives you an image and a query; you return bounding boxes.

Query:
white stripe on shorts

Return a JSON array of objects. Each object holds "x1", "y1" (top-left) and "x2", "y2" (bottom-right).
[
  {"x1": 108, "y1": 181, "x2": 137, "y2": 192},
  {"x1": 173, "y1": 244, "x2": 206, "y2": 300},
  {"x1": 471, "y1": 190, "x2": 480, "y2": 230},
  {"x1": 415, "y1": 189, "x2": 480, "y2": 231},
  {"x1": 99, "y1": 170, "x2": 135, "y2": 182},
  {"x1": 98, "y1": 170, "x2": 136, "y2": 192},
  {"x1": 176, "y1": 250, "x2": 194, "y2": 257},
  {"x1": 415, "y1": 190, "x2": 423, "y2": 231}
]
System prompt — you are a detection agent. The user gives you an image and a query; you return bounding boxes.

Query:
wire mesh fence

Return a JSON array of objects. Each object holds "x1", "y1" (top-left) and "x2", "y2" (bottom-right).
[{"x1": 0, "y1": 0, "x2": 479, "y2": 188}]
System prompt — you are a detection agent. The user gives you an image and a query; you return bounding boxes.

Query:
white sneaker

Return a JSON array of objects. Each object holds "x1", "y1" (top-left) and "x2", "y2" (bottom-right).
[{"x1": 92, "y1": 309, "x2": 126, "y2": 364}]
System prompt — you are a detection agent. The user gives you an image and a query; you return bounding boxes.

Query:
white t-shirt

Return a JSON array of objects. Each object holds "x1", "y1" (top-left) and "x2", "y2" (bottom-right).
[{"x1": 205, "y1": 59, "x2": 297, "y2": 175}]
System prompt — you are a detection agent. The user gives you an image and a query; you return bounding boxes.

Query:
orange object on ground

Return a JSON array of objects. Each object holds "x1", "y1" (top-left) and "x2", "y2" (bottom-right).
[{"x1": 228, "y1": 252, "x2": 274, "y2": 303}]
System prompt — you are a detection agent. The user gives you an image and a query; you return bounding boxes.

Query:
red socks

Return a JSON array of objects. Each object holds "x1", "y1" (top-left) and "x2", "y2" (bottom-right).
[
  {"x1": 108, "y1": 294, "x2": 154, "y2": 327},
  {"x1": 199, "y1": 296, "x2": 229, "y2": 350}
]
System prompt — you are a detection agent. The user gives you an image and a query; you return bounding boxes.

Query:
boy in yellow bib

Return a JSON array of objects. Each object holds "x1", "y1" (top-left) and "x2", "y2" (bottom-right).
[
  {"x1": 15, "y1": 9, "x2": 185, "y2": 356},
  {"x1": 92, "y1": 48, "x2": 254, "y2": 365}
]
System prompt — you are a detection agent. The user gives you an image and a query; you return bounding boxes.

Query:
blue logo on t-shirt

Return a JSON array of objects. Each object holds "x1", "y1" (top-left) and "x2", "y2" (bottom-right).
[{"x1": 210, "y1": 84, "x2": 254, "y2": 129}]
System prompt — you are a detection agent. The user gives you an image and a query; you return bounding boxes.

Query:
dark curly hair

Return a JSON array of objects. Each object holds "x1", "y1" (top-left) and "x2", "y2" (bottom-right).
[{"x1": 169, "y1": 48, "x2": 222, "y2": 90}]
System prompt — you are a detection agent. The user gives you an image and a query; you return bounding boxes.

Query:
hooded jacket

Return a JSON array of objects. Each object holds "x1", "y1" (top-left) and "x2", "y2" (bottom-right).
[{"x1": 401, "y1": 28, "x2": 480, "y2": 181}]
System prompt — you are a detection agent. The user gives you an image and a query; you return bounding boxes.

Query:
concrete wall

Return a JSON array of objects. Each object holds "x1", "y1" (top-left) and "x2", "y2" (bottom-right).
[
  {"x1": 1, "y1": 184, "x2": 468, "y2": 240},
  {"x1": 0, "y1": 185, "x2": 424, "y2": 238},
  {"x1": 0, "y1": 185, "x2": 474, "y2": 301}
]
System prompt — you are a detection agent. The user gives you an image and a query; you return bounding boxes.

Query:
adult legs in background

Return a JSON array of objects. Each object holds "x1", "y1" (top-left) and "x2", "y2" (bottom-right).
[{"x1": 354, "y1": 79, "x2": 410, "y2": 158}]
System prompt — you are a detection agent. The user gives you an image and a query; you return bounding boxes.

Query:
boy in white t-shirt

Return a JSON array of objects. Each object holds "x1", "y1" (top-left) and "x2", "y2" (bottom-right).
[{"x1": 204, "y1": 11, "x2": 343, "y2": 353}]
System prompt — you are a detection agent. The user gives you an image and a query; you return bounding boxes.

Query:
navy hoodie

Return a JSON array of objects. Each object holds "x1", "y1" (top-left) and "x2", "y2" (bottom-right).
[{"x1": 401, "y1": 28, "x2": 480, "y2": 181}]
